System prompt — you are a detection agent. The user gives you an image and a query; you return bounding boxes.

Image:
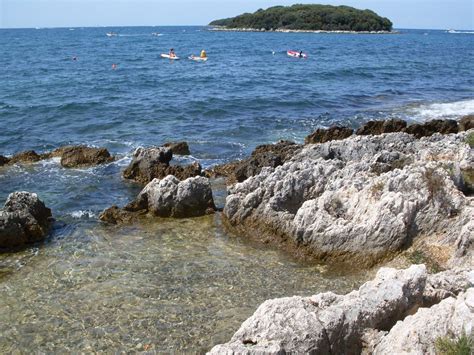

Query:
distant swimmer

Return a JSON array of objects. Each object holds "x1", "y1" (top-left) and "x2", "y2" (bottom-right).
[
  {"x1": 72, "y1": 56, "x2": 78, "y2": 61},
  {"x1": 112, "y1": 63, "x2": 117, "y2": 70},
  {"x1": 200, "y1": 49, "x2": 207, "y2": 58}
]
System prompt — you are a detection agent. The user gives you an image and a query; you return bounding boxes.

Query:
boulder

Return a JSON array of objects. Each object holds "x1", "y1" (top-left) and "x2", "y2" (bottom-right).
[
  {"x1": 100, "y1": 175, "x2": 216, "y2": 223},
  {"x1": 405, "y1": 119, "x2": 458, "y2": 138},
  {"x1": 123, "y1": 147, "x2": 200, "y2": 184},
  {"x1": 0, "y1": 155, "x2": 10, "y2": 166},
  {"x1": 223, "y1": 132, "x2": 472, "y2": 265},
  {"x1": 9, "y1": 150, "x2": 41, "y2": 164},
  {"x1": 459, "y1": 114, "x2": 474, "y2": 131},
  {"x1": 356, "y1": 119, "x2": 407, "y2": 136},
  {"x1": 137, "y1": 175, "x2": 216, "y2": 218},
  {"x1": 305, "y1": 126, "x2": 353, "y2": 144},
  {"x1": 209, "y1": 266, "x2": 428, "y2": 354},
  {"x1": 372, "y1": 288, "x2": 474, "y2": 354},
  {"x1": 0, "y1": 192, "x2": 52, "y2": 249},
  {"x1": 59, "y1": 146, "x2": 114, "y2": 168},
  {"x1": 163, "y1": 141, "x2": 191, "y2": 155}
]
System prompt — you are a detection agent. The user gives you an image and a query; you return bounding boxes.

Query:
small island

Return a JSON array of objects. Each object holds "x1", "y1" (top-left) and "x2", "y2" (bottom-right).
[{"x1": 209, "y1": 4, "x2": 393, "y2": 33}]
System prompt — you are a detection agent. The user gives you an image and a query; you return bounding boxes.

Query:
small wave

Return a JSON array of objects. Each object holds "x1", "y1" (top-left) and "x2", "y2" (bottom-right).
[
  {"x1": 447, "y1": 30, "x2": 474, "y2": 34},
  {"x1": 404, "y1": 99, "x2": 474, "y2": 121},
  {"x1": 69, "y1": 210, "x2": 97, "y2": 219}
]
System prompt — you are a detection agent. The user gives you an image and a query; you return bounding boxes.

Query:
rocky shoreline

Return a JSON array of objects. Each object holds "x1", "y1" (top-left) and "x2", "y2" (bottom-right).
[
  {"x1": 208, "y1": 26, "x2": 398, "y2": 35},
  {"x1": 0, "y1": 116, "x2": 473, "y2": 353}
]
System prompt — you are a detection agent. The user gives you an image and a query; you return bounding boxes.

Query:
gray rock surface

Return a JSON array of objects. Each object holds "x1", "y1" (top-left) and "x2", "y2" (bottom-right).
[
  {"x1": 373, "y1": 288, "x2": 474, "y2": 354},
  {"x1": 224, "y1": 132, "x2": 473, "y2": 264},
  {"x1": 0, "y1": 192, "x2": 52, "y2": 249},
  {"x1": 209, "y1": 265, "x2": 427, "y2": 354}
]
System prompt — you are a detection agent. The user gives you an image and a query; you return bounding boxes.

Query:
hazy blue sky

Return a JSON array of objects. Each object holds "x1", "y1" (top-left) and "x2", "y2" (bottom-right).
[{"x1": 1, "y1": 0, "x2": 473, "y2": 29}]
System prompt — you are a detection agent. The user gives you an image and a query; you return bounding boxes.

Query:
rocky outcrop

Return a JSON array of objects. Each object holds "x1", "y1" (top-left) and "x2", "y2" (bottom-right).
[
  {"x1": 58, "y1": 146, "x2": 114, "y2": 168},
  {"x1": 123, "y1": 147, "x2": 201, "y2": 184},
  {"x1": 405, "y1": 119, "x2": 458, "y2": 138},
  {"x1": 372, "y1": 288, "x2": 474, "y2": 354},
  {"x1": 163, "y1": 141, "x2": 191, "y2": 155},
  {"x1": 305, "y1": 126, "x2": 353, "y2": 144},
  {"x1": 205, "y1": 141, "x2": 301, "y2": 184},
  {"x1": 356, "y1": 119, "x2": 407, "y2": 136},
  {"x1": 0, "y1": 155, "x2": 9, "y2": 166},
  {"x1": 459, "y1": 115, "x2": 474, "y2": 131},
  {"x1": 209, "y1": 266, "x2": 474, "y2": 354},
  {"x1": 0, "y1": 192, "x2": 52, "y2": 249},
  {"x1": 9, "y1": 150, "x2": 41, "y2": 164},
  {"x1": 223, "y1": 132, "x2": 472, "y2": 265},
  {"x1": 100, "y1": 175, "x2": 216, "y2": 224}
]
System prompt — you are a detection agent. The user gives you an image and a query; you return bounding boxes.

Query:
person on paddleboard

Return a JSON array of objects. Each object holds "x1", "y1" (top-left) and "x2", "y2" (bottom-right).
[
  {"x1": 299, "y1": 51, "x2": 304, "y2": 58},
  {"x1": 200, "y1": 49, "x2": 207, "y2": 58},
  {"x1": 169, "y1": 48, "x2": 177, "y2": 58}
]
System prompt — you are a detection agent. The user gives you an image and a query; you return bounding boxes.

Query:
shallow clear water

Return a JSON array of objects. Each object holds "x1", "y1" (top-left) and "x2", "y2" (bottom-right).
[
  {"x1": 0, "y1": 216, "x2": 371, "y2": 352},
  {"x1": 0, "y1": 26, "x2": 473, "y2": 352}
]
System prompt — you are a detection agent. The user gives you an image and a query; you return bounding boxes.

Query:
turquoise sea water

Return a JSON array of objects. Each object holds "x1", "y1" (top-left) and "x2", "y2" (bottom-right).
[{"x1": 0, "y1": 26, "x2": 473, "y2": 352}]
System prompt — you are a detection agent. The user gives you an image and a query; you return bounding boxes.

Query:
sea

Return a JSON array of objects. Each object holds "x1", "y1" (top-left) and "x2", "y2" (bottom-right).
[{"x1": 0, "y1": 26, "x2": 473, "y2": 352}]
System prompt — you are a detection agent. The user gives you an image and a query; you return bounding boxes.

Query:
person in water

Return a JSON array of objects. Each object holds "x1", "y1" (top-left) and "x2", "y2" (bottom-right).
[
  {"x1": 169, "y1": 48, "x2": 176, "y2": 58},
  {"x1": 299, "y1": 51, "x2": 303, "y2": 58},
  {"x1": 200, "y1": 49, "x2": 207, "y2": 58}
]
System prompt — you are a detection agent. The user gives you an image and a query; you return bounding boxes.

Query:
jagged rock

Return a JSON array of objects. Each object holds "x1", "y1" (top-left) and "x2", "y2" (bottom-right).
[
  {"x1": 137, "y1": 175, "x2": 216, "y2": 217},
  {"x1": 0, "y1": 155, "x2": 10, "y2": 166},
  {"x1": 123, "y1": 147, "x2": 201, "y2": 184},
  {"x1": 98, "y1": 205, "x2": 138, "y2": 225},
  {"x1": 372, "y1": 288, "x2": 474, "y2": 354},
  {"x1": 163, "y1": 141, "x2": 191, "y2": 155},
  {"x1": 0, "y1": 192, "x2": 52, "y2": 249},
  {"x1": 209, "y1": 266, "x2": 428, "y2": 354},
  {"x1": 305, "y1": 126, "x2": 353, "y2": 144},
  {"x1": 459, "y1": 115, "x2": 474, "y2": 131},
  {"x1": 405, "y1": 119, "x2": 458, "y2": 138},
  {"x1": 356, "y1": 119, "x2": 407, "y2": 136},
  {"x1": 9, "y1": 150, "x2": 41, "y2": 164},
  {"x1": 223, "y1": 132, "x2": 472, "y2": 265},
  {"x1": 59, "y1": 146, "x2": 114, "y2": 168},
  {"x1": 100, "y1": 175, "x2": 216, "y2": 223},
  {"x1": 204, "y1": 141, "x2": 301, "y2": 184}
]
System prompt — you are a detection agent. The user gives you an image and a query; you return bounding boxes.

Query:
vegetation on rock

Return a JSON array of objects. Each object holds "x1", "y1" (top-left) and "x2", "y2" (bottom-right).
[{"x1": 210, "y1": 4, "x2": 393, "y2": 32}]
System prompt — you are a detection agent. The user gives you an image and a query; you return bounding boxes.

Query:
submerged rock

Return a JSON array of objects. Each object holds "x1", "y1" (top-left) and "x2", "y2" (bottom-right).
[
  {"x1": 0, "y1": 192, "x2": 52, "y2": 249},
  {"x1": 405, "y1": 119, "x2": 458, "y2": 138},
  {"x1": 223, "y1": 132, "x2": 472, "y2": 265},
  {"x1": 9, "y1": 150, "x2": 41, "y2": 164},
  {"x1": 459, "y1": 115, "x2": 474, "y2": 131},
  {"x1": 356, "y1": 119, "x2": 407, "y2": 136},
  {"x1": 123, "y1": 147, "x2": 201, "y2": 184},
  {"x1": 100, "y1": 175, "x2": 216, "y2": 223},
  {"x1": 163, "y1": 141, "x2": 191, "y2": 155},
  {"x1": 59, "y1": 146, "x2": 114, "y2": 168},
  {"x1": 209, "y1": 265, "x2": 474, "y2": 355},
  {"x1": 305, "y1": 126, "x2": 353, "y2": 144}
]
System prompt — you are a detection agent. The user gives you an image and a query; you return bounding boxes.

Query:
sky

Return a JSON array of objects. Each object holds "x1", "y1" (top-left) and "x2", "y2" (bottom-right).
[{"x1": 1, "y1": 0, "x2": 473, "y2": 30}]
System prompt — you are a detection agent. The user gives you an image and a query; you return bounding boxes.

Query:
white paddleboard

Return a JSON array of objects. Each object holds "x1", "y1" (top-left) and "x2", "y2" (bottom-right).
[
  {"x1": 188, "y1": 56, "x2": 208, "y2": 62},
  {"x1": 161, "y1": 54, "x2": 180, "y2": 60}
]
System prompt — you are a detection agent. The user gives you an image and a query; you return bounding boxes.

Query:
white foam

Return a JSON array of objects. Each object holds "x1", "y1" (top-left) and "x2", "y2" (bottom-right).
[
  {"x1": 406, "y1": 99, "x2": 474, "y2": 122},
  {"x1": 447, "y1": 30, "x2": 474, "y2": 34},
  {"x1": 69, "y1": 210, "x2": 97, "y2": 219}
]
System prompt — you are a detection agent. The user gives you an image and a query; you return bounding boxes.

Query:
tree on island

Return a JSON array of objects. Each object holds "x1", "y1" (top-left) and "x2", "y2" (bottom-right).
[{"x1": 209, "y1": 4, "x2": 393, "y2": 32}]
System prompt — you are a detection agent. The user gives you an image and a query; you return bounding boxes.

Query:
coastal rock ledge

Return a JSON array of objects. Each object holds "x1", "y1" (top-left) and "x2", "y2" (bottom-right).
[
  {"x1": 209, "y1": 265, "x2": 474, "y2": 355},
  {"x1": 224, "y1": 131, "x2": 473, "y2": 266},
  {"x1": 0, "y1": 192, "x2": 52, "y2": 249}
]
